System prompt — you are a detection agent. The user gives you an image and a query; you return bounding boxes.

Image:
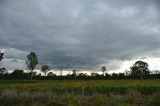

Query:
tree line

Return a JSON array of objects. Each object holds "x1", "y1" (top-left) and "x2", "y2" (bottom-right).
[{"x1": 0, "y1": 51, "x2": 160, "y2": 80}]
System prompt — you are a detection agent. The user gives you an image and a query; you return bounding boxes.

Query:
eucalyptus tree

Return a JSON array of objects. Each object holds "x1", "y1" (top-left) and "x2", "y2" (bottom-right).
[
  {"x1": 0, "y1": 51, "x2": 4, "y2": 61},
  {"x1": 0, "y1": 51, "x2": 4, "y2": 80},
  {"x1": 130, "y1": 61, "x2": 150, "y2": 79},
  {"x1": 26, "y1": 52, "x2": 38, "y2": 80},
  {"x1": 41, "y1": 64, "x2": 50, "y2": 76},
  {"x1": 102, "y1": 66, "x2": 106, "y2": 76}
]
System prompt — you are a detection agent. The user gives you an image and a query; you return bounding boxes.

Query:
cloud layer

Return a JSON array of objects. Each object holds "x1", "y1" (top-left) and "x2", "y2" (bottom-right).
[{"x1": 0, "y1": 0, "x2": 160, "y2": 71}]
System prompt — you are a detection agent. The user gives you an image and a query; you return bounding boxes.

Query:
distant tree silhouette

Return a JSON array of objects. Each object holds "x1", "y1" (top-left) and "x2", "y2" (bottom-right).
[
  {"x1": 105, "y1": 73, "x2": 111, "y2": 79},
  {"x1": 11, "y1": 69, "x2": 24, "y2": 80},
  {"x1": 72, "y1": 68, "x2": 78, "y2": 76},
  {"x1": 41, "y1": 64, "x2": 50, "y2": 76},
  {"x1": 0, "y1": 51, "x2": 4, "y2": 61},
  {"x1": 112, "y1": 73, "x2": 118, "y2": 79},
  {"x1": 32, "y1": 71, "x2": 37, "y2": 76},
  {"x1": 0, "y1": 68, "x2": 7, "y2": 80},
  {"x1": 78, "y1": 73, "x2": 87, "y2": 77},
  {"x1": 0, "y1": 51, "x2": 5, "y2": 80},
  {"x1": 102, "y1": 66, "x2": 106, "y2": 76},
  {"x1": 90, "y1": 72, "x2": 96, "y2": 77},
  {"x1": 26, "y1": 52, "x2": 38, "y2": 80},
  {"x1": 47, "y1": 72, "x2": 56, "y2": 76},
  {"x1": 0, "y1": 49, "x2": 159, "y2": 80},
  {"x1": 91, "y1": 72, "x2": 97, "y2": 77},
  {"x1": 119, "y1": 73, "x2": 125, "y2": 79},
  {"x1": 130, "y1": 61, "x2": 150, "y2": 79}
]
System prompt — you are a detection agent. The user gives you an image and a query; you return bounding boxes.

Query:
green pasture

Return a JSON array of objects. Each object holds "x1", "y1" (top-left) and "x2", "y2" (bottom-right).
[{"x1": 0, "y1": 80, "x2": 159, "y2": 94}]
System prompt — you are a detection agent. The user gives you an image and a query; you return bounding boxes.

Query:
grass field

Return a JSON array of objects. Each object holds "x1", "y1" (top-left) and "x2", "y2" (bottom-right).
[{"x1": 0, "y1": 80, "x2": 160, "y2": 106}]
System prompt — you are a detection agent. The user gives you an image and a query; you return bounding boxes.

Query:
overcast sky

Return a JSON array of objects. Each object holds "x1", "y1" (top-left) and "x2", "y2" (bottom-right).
[{"x1": 0, "y1": 0, "x2": 160, "y2": 73}]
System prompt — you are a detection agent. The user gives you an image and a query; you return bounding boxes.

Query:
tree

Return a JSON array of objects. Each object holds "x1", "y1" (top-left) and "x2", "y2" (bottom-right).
[
  {"x1": 41, "y1": 64, "x2": 50, "y2": 76},
  {"x1": 105, "y1": 73, "x2": 111, "y2": 79},
  {"x1": 119, "y1": 73, "x2": 125, "y2": 79},
  {"x1": 102, "y1": 66, "x2": 106, "y2": 76},
  {"x1": 0, "y1": 68, "x2": 7, "y2": 80},
  {"x1": 130, "y1": 61, "x2": 150, "y2": 79},
  {"x1": 47, "y1": 72, "x2": 56, "y2": 77},
  {"x1": 78, "y1": 73, "x2": 87, "y2": 77},
  {"x1": 0, "y1": 51, "x2": 4, "y2": 61},
  {"x1": 26, "y1": 52, "x2": 38, "y2": 80},
  {"x1": 91, "y1": 72, "x2": 97, "y2": 77},
  {"x1": 0, "y1": 51, "x2": 5, "y2": 80},
  {"x1": 72, "y1": 68, "x2": 78, "y2": 76},
  {"x1": 11, "y1": 69, "x2": 24, "y2": 80},
  {"x1": 112, "y1": 73, "x2": 118, "y2": 79}
]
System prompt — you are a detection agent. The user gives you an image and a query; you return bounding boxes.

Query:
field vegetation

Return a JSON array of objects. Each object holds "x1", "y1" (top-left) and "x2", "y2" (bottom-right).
[{"x1": 0, "y1": 80, "x2": 160, "y2": 106}]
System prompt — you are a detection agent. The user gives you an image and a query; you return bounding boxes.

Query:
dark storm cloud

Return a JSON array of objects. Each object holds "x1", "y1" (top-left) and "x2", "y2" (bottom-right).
[{"x1": 0, "y1": 0, "x2": 160, "y2": 70}]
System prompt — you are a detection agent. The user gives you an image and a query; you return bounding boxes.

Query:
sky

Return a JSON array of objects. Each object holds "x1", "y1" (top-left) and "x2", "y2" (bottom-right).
[{"x1": 0, "y1": 0, "x2": 160, "y2": 74}]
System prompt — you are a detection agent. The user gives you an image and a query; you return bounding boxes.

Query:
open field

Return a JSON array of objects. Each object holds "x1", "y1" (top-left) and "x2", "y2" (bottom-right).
[
  {"x1": 0, "y1": 80, "x2": 160, "y2": 94},
  {"x1": 0, "y1": 80, "x2": 160, "y2": 106}
]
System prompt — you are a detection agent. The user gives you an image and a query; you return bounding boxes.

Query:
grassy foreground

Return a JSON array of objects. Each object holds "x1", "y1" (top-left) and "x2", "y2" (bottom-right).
[{"x1": 0, "y1": 80, "x2": 160, "y2": 106}]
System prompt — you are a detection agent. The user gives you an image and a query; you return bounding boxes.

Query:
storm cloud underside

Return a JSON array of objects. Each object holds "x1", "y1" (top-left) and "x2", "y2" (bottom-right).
[{"x1": 0, "y1": 0, "x2": 160, "y2": 71}]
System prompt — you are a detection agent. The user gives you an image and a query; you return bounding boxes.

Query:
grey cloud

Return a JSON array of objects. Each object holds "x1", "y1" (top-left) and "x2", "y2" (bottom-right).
[{"x1": 0, "y1": 0, "x2": 160, "y2": 71}]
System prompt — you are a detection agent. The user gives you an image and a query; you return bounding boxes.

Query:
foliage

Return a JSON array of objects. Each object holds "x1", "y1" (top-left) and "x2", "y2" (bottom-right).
[
  {"x1": 0, "y1": 68, "x2": 7, "y2": 80},
  {"x1": 0, "y1": 70, "x2": 160, "y2": 80},
  {"x1": 0, "y1": 51, "x2": 4, "y2": 61},
  {"x1": 0, "y1": 51, "x2": 5, "y2": 80},
  {"x1": 0, "y1": 80, "x2": 160, "y2": 106},
  {"x1": 11, "y1": 69, "x2": 24, "y2": 80},
  {"x1": 47, "y1": 72, "x2": 56, "y2": 77},
  {"x1": 0, "y1": 90, "x2": 160, "y2": 106},
  {"x1": 41, "y1": 65, "x2": 50, "y2": 76},
  {"x1": 0, "y1": 80, "x2": 159, "y2": 94},
  {"x1": 102, "y1": 66, "x2": 106, "y2": 75},
  {"x1": 72, "y1": 69, "x2": 78, "y2": 76},
  {"x1": 26, "y1": 52, "x2": 38, "y2": 80},
  {"x1": 130, "y1": 61, "x2": 150, "y2": 79}
]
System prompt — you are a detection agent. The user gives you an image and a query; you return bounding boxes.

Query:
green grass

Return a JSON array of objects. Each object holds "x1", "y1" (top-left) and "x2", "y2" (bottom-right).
[
  {"x1": 0, "y1": 80, "x2": 159, "y2": 94},
  {"x1": 0, "y1": 80, "x2": 160, "y2": 106},
  {"x1": 0, "y1": 89, "x2": 160, "y2": 106}
]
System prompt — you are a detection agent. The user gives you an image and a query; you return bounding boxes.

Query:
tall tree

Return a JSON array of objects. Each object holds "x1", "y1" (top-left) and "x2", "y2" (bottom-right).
[
  {"x1": 0, "y1": 51, "x2": 4, "y2": 61},
  {"x1": 0, "y1": 51, "x2": 5, "y2": 80},
  {"x1": 26, "y1": 52, "x2": 38, "y2": 80},
  {"x1": 41, "y1": 64, "x2": 50, "y2": 76},
  {"x1": 72, "y1": 68, "x2": 78, "y2": 76},
  {"x1": 130, "y1": 61, "x2": 150, "y2": 79},
  {"x1": 0, "y1": 68, "x2": 6, "y2": 80},
  {"x1": 102, "y1": 66, "x2": 106, "y2": 75}
]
